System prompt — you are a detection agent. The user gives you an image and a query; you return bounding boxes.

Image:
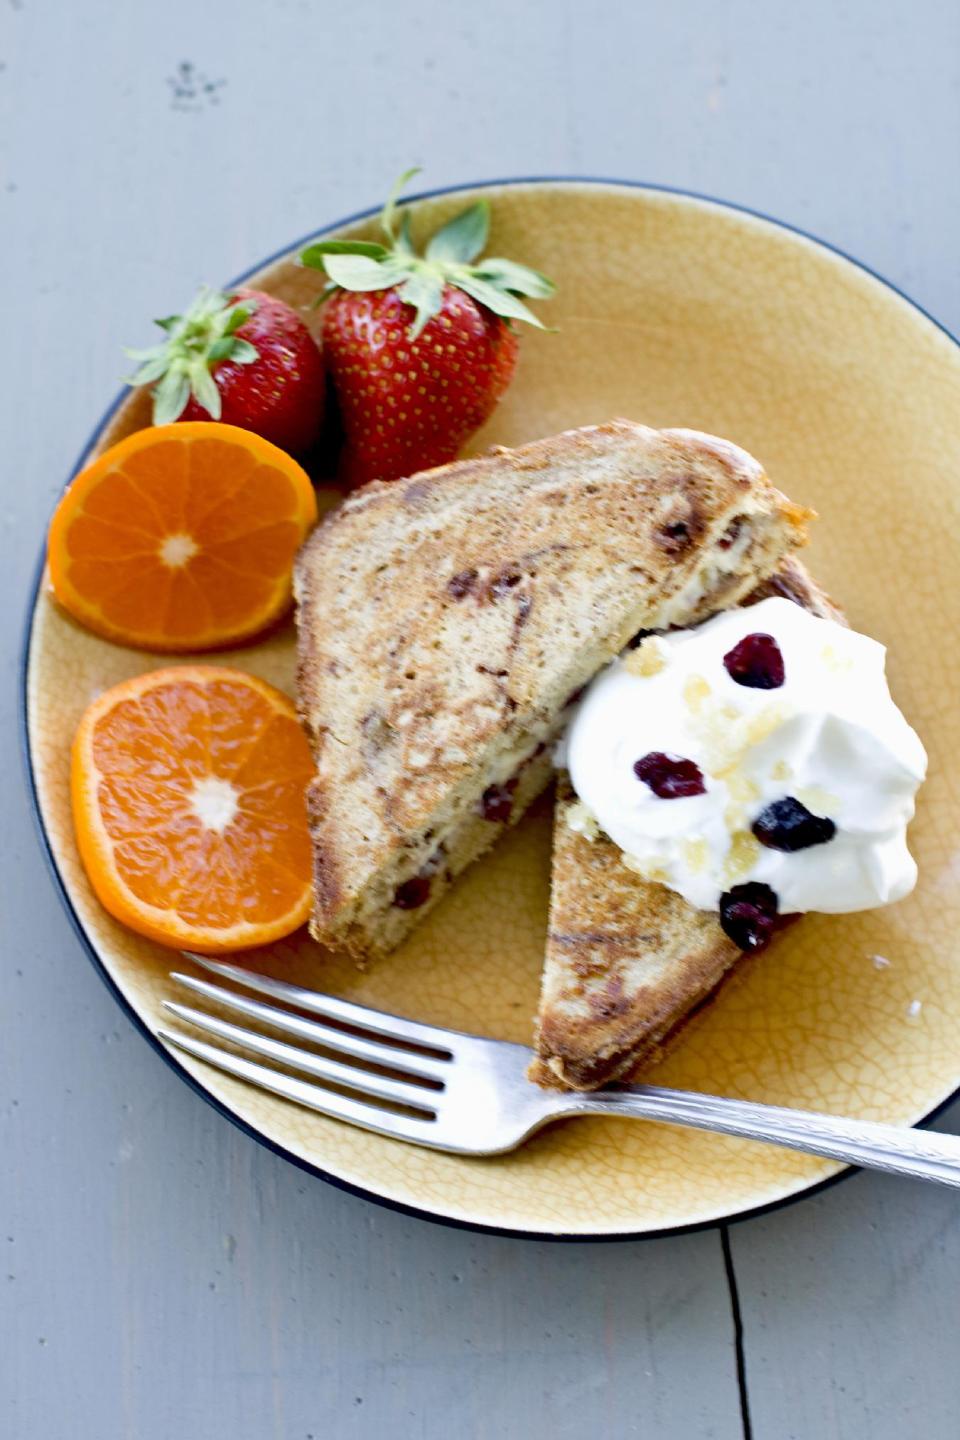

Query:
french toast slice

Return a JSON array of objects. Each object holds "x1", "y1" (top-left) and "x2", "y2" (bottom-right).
[
  {"x1": 529, "y1": 558, "x2": 844, "y2": 1090},
  {"x1": 294, "y1": 421, "x2": 811, "y2": 961}
]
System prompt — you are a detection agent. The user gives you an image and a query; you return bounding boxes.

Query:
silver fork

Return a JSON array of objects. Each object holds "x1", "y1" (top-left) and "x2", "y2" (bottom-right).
[{"x1": 158, "y1": 955, "x2": 960, "y2": 1187}]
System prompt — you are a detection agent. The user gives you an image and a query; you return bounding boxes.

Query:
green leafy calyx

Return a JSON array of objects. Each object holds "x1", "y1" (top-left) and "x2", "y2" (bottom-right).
[
  {"x1": 300, "y1": 169, "x2": 556, "y2": 340},
  {"x1": 125, "y1": 286, "x2": 259, "y2": 424}
]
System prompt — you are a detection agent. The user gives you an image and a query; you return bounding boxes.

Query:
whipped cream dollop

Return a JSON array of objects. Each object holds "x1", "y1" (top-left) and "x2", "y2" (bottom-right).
[{"x1": 565, "y1": 597, "x2": 926, "y2": 916}]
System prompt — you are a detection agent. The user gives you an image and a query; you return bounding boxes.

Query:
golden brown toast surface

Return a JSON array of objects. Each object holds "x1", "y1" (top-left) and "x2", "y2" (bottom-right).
[
  {"x1": 531, "y1": 559, "x2": 843, "y2": 1091},
  {"x1": 294, "y1": 421, "x2": 811, "y2": 958}
]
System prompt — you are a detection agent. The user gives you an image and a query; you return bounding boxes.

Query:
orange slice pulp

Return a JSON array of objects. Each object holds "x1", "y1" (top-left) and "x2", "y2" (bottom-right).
[
  {"x1": 71, "y1": 666, "x2": 315, "y2": 952},
  {"x1": 48, "y1": 422, "x2": 318, "y2": 651}
]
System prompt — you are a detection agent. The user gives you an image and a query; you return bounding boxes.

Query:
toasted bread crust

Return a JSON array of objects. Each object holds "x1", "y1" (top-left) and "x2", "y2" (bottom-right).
[
  {"x1": 531, "y1": 559, "x2": 843, "y2": 1091},
  {"x1": 530, "y1": 773, "x2": 743, "y2": 1089},
  {"x1": 295, "y1": 421, "x2": 811, "y2": 957},
  {"x1": 743, "y1": 553, "x2": 845, "y2": 624}
]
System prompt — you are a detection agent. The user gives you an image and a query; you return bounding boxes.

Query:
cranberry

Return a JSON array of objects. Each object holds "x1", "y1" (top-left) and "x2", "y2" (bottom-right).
[
  {"x1": 723, "y1": 632, "x2": 785, "y2": 689},
  {"x1": 478, "y1": 778, "x2": 518, "y2": 823},
  {"x1": 752, "y1": 796, "x2": 836, "y2": 851},
  {"x1": 515, "y1": 592, "x2": 533, "y2": 627},
  {"x1": 447, "y1": 569, "x2": 478, "y2": 599},
  {"x1": 487, "y1": 569, "x2": 523, "y2": 599},
  {"x1": 633, "y1": 751, "x2": 706, "y2": 798},
  {"x1": 719, "y1": 882, "x2": 779, "y2": 953},
  {"x1": 393, "y1": 875, "x2": 431, "y2": 910},
  {"x1": 717, "y1": 517, "x2": 744, "y2": 551},
  {"x1": 657, "y1": 519, "x2": 692, "y2": 555}
]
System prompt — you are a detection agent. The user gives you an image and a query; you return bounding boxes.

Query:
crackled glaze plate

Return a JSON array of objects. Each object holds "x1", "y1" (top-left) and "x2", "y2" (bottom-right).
[{"x1": 23, "y1": 181, "x2": 960, "y2": 1237}]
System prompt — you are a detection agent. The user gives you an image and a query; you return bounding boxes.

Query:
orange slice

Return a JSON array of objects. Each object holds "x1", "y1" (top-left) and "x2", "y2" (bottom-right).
[
  {"x1": 48, "y1": 422, "x2": 318, "y2": 651},
  {"x1": 71, "y1": 666, "x2": 315, "y2": 952}
]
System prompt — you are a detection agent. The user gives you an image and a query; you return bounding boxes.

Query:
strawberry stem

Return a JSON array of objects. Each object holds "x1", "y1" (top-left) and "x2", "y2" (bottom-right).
[
  {"x1": 124, "y1": 286, "x2": 260, "y2": 425},
  {"x1": 300, "y1": 172, "x2": 555, "y2": 340}
]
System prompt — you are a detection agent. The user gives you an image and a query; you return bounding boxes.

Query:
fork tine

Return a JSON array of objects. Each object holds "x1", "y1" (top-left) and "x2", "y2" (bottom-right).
[
  {"x1": 158, "y1": 1028, "x2": 436, "y2": 1144},
  {"x1": 163, "y1": 1003, "x2": 440, "y2": 1112},
  {"x1": 182, "y1": 953, "x2": 459, "y2": 1053},
  {"x1": 170, "y1": 973, "x2": 450, "y2": 1083}
]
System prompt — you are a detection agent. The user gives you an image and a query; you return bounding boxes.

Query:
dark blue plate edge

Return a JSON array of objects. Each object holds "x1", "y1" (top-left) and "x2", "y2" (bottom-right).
[{"x1": 18, "y1": 174, "x2": 960, "y2": 1243}]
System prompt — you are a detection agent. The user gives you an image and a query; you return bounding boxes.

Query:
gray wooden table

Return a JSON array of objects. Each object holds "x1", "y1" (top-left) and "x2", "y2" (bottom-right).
[{"x1": 4, "y1": 2, "x2": 960, "y2": 1436}]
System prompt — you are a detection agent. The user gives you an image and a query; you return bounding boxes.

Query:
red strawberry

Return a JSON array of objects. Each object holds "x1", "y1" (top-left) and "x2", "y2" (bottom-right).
[
  {"x1": 301, "y1": 170, "x2": 554, "y2": 485},
  {"x1": 321, "y1": 285, "x2": 518, "y2": 486},
  {"x1": 126, "y1": 286, "x2": 325, "y2": 456}
]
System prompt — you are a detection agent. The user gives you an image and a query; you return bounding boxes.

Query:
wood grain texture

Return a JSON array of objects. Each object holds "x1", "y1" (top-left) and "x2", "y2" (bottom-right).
[
  {"x1": 729, "y1": 1101, "x2": 960, "y2": 1439},
  {"x1": 3, "y1": 0, "x2": 960, "y2": 1436}
]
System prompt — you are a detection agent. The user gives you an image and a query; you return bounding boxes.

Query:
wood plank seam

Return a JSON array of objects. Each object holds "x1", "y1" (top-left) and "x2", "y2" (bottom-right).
[{"x1": 722, "y1": 1225, "x2": 754, "y2": 1440}]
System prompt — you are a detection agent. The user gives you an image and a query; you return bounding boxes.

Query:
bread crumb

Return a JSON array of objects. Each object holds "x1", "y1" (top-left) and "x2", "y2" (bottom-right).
[
  {"x1": 822, "y1": 642, "x2": 853, "y2": 674},
  {"x1": 795, "y1": 784, "x2": 840, "y2": 817},
  {"x1": 565, "y1": 799, "x2": 599, "y2": 842},
  {"x1": 723, "y1": 830, "x2": 760, "y2": 883},
  {"x1": 622, "y1": 852, "x2": 669, "y2": 883},
  {"x1": 682, "y1": 838, "x2": 709, "y2": 874},
  {"x1": 624, "y1": 636, "x2": 669, "y2": 678},
  {"x1": 745, "y1": 702, "x2": 788, "y2": 748},
  {"x1": 683, "y1": 674, "x2": 711, "y2": 713},
  {"x1": 724, "y1": 772, "x2": 761, "y2": 830}
]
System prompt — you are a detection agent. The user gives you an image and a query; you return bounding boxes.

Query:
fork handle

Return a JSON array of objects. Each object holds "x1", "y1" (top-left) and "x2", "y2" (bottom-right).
[{"x1": 557, "y1": 1085, "x2": 960, "y2": 1188}]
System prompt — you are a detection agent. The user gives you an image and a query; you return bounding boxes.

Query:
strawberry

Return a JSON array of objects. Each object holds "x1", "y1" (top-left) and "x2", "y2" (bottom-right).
[
  {"x1": 125, "y1": 286, "x2": 325, "y2": 456},
  {"x1": 301, "y1": 170, "x2": 554, "y2": 485}
]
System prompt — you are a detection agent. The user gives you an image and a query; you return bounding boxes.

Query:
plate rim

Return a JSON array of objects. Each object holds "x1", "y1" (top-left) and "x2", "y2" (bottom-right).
[{"x1": 19, "y1": 173, "x2": 960, "y2": 1241}]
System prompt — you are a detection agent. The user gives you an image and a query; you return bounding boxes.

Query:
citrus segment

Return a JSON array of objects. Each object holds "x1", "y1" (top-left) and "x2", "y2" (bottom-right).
[
  {"x1": 71, "y1": 666, "x2": 315, "y2": 952},
  {"x1": 48, "y1": 422, "x2": 318, "y2": 652}
]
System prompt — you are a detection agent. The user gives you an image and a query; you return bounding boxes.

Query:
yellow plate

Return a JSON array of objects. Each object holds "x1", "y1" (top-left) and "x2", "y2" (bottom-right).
[{"x1": 23, "y1": 180, "x2": 960, "y2": 1237}]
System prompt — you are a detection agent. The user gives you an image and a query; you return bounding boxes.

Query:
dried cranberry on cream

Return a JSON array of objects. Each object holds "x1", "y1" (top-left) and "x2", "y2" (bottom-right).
[{"x1": 565, "y1": 597, "x2": 926, "y2": 916}]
